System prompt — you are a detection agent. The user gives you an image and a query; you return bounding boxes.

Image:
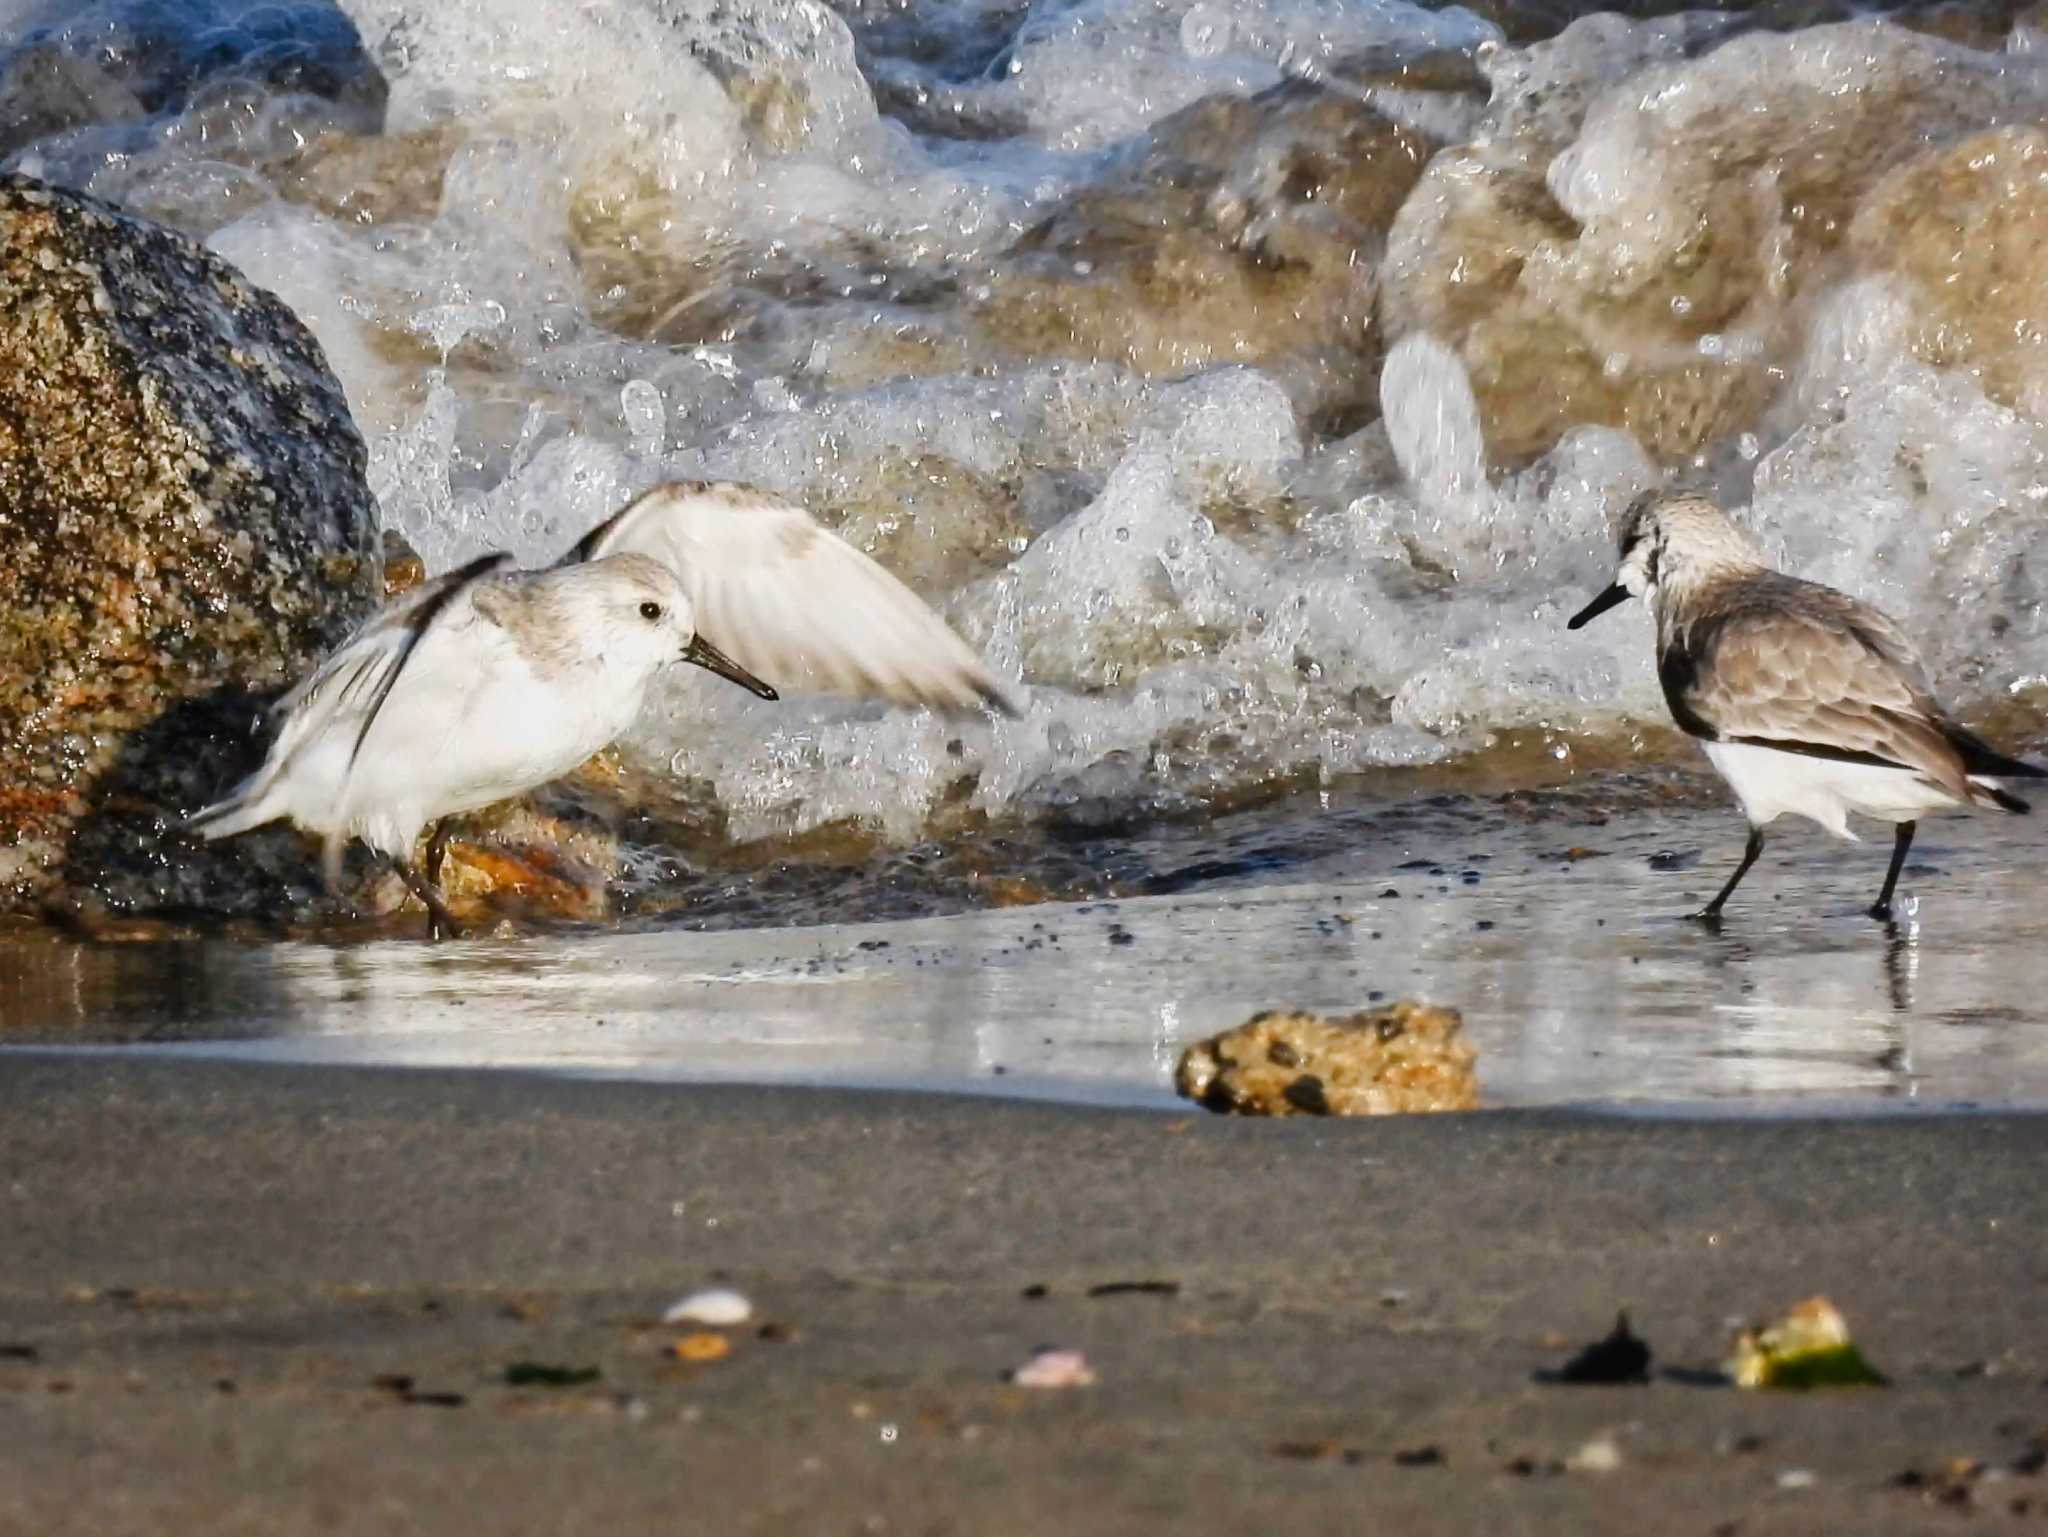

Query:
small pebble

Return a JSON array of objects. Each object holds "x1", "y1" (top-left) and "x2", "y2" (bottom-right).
[
  {"x1": 1009, "y1": 1347, "x2": 1096, "y2": 1389},
  {"x1": 1566, "y1": 1435, "x2": 1624, "y2": 1474},
  {"x1": 1777, "y1": 1468, "x2": 1817, "y2": 1490},
  {"x1": 672, "y1": 1332, "x2": 731, "y2": 1362},
  {"x1": 662, "y1": 1288, "x2": 753, "y2": 1327}
]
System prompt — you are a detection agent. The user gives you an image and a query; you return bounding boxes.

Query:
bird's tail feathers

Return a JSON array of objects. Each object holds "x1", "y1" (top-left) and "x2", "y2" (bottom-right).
[
  {"x1": 1948, "y1": 726, "x2": 2047, "y2": 781},
  {"x1": 184, "y1": 771, "x2": 282, "y2": 842},
  {"x1": 1971, "y1": 779, "x2": 2032, "y2": 815}
]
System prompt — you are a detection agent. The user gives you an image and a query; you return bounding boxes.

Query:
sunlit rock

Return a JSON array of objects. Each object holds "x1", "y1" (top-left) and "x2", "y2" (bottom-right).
[
  {"x1": 1850, "y1": 125, "x2": 2048, "y2": 419},
  {"x1": 1385, "y1": 19, "x2": 2032, "y2": 462},
  {"x1": 820, "y1": 454, "x2": 1029, "y2": 596},
  {"x1": 979, "y1": 78, "x2": 1436, "y2": 433},
  {"x1": 1175, "y1": 1001, "x2": 1479, "y2": 1116}
]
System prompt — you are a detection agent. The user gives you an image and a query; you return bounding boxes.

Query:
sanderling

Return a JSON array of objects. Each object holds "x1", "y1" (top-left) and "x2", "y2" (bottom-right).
[
  {"x1": 564, "y1": 480, "x2": 1020, "y2": 716},
  {"x1": 190, "y1": 551, "x2": 774, "y2": 936},
  {"x1": 1568, "y1": 490, "x2": 2044, "y2": 921}
]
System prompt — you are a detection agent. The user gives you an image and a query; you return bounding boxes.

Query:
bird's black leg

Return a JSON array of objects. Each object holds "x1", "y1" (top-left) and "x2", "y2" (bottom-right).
[
  {"x1": 1870, "y1": 820, "x2": 1916, "y2": 921},
  {"x1": 424, "y1": 819, "x2": 452, "y2": 893},
  {"x1": 393, "y1": 820, "x2": 461, "y2": 941},
  {"x1": 1695, "y1": 826, "x2": 1765, "y2": 922}
]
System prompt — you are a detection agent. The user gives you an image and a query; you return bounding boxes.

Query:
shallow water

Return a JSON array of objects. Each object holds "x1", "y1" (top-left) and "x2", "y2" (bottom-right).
[{"x1": 11, "y1": 797, "x2": 2046, "y2": 1111}]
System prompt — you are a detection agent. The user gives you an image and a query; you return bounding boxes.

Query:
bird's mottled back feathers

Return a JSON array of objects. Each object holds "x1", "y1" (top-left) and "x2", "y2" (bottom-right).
[{"x1": 1661, "y1": 571, "x2": 1974, "y2": 797}]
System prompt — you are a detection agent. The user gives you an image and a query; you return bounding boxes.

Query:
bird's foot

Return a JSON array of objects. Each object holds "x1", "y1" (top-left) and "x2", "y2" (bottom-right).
[
  {"x1": 1688, "y1": 906, "x2": 1728, "y2": 927},
  {"x1": 1866, "y1": 900, "x2": 1893, "y2": 922},
  {"x1": 391, "y1": 860, "x2": 463, "y2": 941}
]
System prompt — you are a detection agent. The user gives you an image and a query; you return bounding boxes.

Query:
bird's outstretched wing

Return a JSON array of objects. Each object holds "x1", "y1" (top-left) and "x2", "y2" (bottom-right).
[
  {"x1": 568, "y1": 481, "x2": 1020, "y2": 716},
  {"x1": 1662, "y1": 575, "x2": 1977, "y2": 798}
]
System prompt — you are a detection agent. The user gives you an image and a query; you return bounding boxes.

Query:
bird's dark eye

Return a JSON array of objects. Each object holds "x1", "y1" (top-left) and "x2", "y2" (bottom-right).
[{"x1": 639, "y1": 601, "x2": 663, "y2": 621}]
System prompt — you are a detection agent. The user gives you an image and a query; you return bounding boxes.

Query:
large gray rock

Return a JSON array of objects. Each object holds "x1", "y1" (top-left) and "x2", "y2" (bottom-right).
[{"x1": 0, "y1": 173, "x2": 381, "y2": 915}]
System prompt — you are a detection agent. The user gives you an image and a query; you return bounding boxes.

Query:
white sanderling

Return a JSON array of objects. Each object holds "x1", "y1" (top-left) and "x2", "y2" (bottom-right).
[
  {"x1": 1568, "y1": 490, "x2": 2044, "y2": 921},
  {"x1": 194, "y1": 481, "x2": 1018, "y2": 935},
  {"x1": 563, "y1": 480, "x2": 1020, "y2": 716},
  {"x1": 190, "y1": 552, "x2": 776, "y2": 936}
]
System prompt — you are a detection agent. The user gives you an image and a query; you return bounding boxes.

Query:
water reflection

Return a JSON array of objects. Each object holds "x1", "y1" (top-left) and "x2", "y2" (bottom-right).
[{"x1": 2, "y1": 807, "x2": 2044, "y2": 1111}]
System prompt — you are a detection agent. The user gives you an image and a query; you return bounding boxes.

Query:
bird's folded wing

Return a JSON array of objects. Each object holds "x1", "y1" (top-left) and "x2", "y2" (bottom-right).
[
  {"x1": 1675, "y1": 602, "x2": 1969, "y2": 796},
  {"x1": 575, "y1": 485, "x2": 1019, "y2": 715},
  {"x1": 268, "y1": 552, "x2": 515, "y2": 774}
]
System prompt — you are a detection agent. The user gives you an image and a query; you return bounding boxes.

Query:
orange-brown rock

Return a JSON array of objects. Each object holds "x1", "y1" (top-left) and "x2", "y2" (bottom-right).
[
  {"x1": 369, "y1": 806, "x2": 625, "y2": 929},
  {"x1": 1175, "y1": 1001, "x2": 1479, "y2": 1116}
]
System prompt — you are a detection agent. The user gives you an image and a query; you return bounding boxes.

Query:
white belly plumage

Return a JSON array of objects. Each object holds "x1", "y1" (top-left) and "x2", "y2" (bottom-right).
[{"x1": 1700, "y1": 740, "x2": 1966, "y2": 840}]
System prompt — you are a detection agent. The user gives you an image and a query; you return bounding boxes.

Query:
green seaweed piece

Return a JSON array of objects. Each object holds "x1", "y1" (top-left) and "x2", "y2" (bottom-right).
[{"x1": 1744, "y1": 1343, "x2": 1887, "y2": 1391}]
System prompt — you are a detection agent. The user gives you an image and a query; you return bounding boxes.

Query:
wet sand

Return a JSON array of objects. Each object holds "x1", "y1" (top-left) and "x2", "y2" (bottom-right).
[{"x1": 2, "y1": 1056, "x2": 2044, "y2": 1535}]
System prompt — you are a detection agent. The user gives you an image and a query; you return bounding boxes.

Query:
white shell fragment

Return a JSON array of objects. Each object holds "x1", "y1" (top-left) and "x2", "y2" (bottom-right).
[
  {"x1": 1008, "y1": 1347, "x2": 1097, "y2": 1389},
  {"x1": 1565, "y1": 1435, "x2": 1623, "y2": 1474},
  {"x1": 661, "y1": 1287, "x2": 753, "y2": 1327}
]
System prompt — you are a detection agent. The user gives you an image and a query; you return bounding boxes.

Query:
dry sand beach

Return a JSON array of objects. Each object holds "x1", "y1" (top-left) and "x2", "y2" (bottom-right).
[{"x1": 3, "y1": 1060, "x2": 2045, "y2": 1536}]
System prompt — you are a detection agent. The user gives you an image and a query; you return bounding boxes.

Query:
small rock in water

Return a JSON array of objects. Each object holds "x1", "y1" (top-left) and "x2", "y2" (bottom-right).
[
  {"x1": 504, "y1": 1362, "x2": 601, "y2": 1389},
  {"x1": 1893, "y1": 1457, "x2": 1987, "y2": 1507},
  {"x1": 662, "y1": 1288, "x2": 753, "y2": 1327},
  {"x1": 381, "y1": 528, "x2": 427, "y2": 598},
  {"x1": 1008, "y1": 1348, "x2": 1096, "y2": 1389},
  {"x1": 1174, "y1": 1002, "x2": 1477, "y2": 1116}
]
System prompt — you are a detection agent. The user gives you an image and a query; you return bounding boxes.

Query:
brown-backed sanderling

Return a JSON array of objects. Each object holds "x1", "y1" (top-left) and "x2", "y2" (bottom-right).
[{"x1": 1569, "y1": 490, "x2": 2043, "y2": 920}]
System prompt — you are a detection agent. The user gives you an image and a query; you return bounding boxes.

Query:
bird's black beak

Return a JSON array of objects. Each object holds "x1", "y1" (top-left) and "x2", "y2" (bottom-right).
[
  {"x1": 683, "y1": 635, "x2": 778, "y2": 700},
  {"x1": 1567, "y1": 583, "x2": 1631, "y2": 630}
]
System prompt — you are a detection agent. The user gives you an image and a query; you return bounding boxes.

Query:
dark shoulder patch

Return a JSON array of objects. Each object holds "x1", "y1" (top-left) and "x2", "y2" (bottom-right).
[
  {"x1": 347, "y1": 550, "x2": 513, "y2": 770},
  {"x1": 566, "y1": 511, "x2": 621, "y2": 565},
  {"x1": 1656, "y1": 641, "x2": 1720, "y2": 741}
]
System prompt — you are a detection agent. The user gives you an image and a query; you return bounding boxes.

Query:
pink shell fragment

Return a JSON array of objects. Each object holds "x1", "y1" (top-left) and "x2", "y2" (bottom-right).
[{"x1": 1009, "y1": 1348, "x2": 1096, "y2": 1389}]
